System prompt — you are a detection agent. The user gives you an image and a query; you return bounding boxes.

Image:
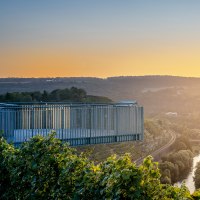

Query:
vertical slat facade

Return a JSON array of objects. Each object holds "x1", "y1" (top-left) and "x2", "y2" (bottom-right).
[{"x1": 0, "y1": 102, "x2": 144, "y2": 146}]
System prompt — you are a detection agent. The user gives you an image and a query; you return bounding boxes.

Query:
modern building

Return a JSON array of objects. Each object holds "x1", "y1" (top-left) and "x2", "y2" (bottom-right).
[{"x1": 0, "y1": 101, "x2": 144, "y2": 146}]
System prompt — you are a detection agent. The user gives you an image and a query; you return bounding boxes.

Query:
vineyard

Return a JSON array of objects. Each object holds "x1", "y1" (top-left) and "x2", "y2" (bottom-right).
[{"x1": 1, "y1": 133, "x2": 200, "y2": 199}]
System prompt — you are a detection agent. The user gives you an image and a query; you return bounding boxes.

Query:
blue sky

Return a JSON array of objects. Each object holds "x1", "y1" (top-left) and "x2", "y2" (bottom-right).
[{"x1": 1, "y1": 0, "x2": 200, "y2": 46}]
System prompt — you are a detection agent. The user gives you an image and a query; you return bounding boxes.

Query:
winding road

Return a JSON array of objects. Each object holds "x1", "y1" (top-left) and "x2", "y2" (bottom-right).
[{"x1": 135, "y1": 130, "x2": 177, "y2": 165}]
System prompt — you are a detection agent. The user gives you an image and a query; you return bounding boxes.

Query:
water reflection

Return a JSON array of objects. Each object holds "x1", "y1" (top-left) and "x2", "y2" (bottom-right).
[{"x1": 175, "y1": 154, "x2": 200, "y2": 193}]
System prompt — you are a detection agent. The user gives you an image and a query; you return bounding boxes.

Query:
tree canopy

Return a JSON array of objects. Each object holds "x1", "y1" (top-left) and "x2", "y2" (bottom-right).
[
  {"x1": 0, "y1": 87, "x2": 112, "y2": 103},
  {"x1": 194, "y1": 162, "x2": 200, "y2": 190},
  {"x1": 1, "y1": 133, "x2": 200, "y2": 199}
]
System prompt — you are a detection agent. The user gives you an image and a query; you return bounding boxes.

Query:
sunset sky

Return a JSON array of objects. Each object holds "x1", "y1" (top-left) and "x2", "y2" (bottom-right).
[{"x1": 1, "y1": 0, "x2": 200, "y2": 78}]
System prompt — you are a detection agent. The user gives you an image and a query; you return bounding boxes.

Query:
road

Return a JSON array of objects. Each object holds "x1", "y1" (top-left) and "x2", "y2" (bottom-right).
[{"x1": 134, "y1": 130, "x2": 176, "y2": 165}]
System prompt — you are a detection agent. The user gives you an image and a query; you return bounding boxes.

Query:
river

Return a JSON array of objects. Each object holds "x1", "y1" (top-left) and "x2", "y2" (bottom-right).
[{"x1": 175, "y1": 154, "x2": 200, "y2": 193}]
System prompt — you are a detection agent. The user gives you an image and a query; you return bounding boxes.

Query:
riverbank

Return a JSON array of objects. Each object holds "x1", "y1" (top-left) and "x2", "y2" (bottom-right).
[
  {"x1": 175, "y1": 154, "x2": 200, "y2": 193},
  {"x1": 174, "y1": 143, "x2": 200, "y2": 193}
]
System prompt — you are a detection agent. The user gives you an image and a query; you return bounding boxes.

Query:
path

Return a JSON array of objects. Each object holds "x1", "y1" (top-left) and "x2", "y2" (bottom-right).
[{"x1": 135, "y1": 130, "x2": 176, "y2": 165}]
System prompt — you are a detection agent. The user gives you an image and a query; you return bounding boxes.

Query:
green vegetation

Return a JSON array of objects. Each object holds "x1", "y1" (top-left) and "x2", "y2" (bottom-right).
[
  {"x1": 194, "y1": 162, "x2": 200, "y2": 190},
  {"x1": 171, "y1": 135, "x2": 192, "y2": 152},
  {"x1": 159, "y1": 150, "x2": 193, "y2": 184},
  {"x1": 159, "y1": 136, "x2": 193, "y2": 184},
  {"x1": 1, "y1": 133, "x2": 200, "y2": 199},
  {"x1": 0, "y1": 87, "x2": 112, "y2": 103},
  {"x1": 144, "y1": 119, "x2": 163, "y2": 138}
]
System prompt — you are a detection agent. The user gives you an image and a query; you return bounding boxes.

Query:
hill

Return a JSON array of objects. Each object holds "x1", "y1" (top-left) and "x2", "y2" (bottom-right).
[{"x1": 2, "y1": 76, "x2": 200, "y2": 117}]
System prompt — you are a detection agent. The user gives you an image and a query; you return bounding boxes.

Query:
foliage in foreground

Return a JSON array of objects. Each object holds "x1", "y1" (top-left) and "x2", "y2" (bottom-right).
[{"x1": 0, "y1": 133, "x2": 200, "y2": 200}]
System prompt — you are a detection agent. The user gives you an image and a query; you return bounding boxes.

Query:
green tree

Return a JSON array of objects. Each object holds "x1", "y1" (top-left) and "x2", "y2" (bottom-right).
[
  {"x1": 0, "y1": 136, "x2": 17, "y2": 199},
  {"x1": 194, "y1": 162, "x2": 200, "y2": 190},
  {"x1": 0, "y1": 133, "x2": 199, "y2": 199},
  {"x1": 31, "y1": 91, "x2": 42, "y2": 101},
  {"x1": 41, "y1": 90, "x2": 49, "y2": 101}
]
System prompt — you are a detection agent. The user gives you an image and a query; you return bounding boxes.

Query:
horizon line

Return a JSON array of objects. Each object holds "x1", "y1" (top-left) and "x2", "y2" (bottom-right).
[{"x1": 0, "y1": 75, "x2": 200, "y2": 79}]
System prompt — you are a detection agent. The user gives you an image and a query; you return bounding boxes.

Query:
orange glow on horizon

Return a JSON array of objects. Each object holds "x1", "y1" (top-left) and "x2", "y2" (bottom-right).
[{"x1": 1, "y1": 42, "x2": 200, "y2": 78}]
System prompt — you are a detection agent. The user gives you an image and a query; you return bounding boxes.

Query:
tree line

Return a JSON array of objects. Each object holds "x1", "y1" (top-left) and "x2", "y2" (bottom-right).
[
  {"x1": 1, "y1": 133, "x2": 200, "y2": 199},
  {"x1": 0, "y1": 87, "x2": 112, "y2": 103},
  {"x1": 159, "y1": 136, "x2": 193, "y2": 184}
]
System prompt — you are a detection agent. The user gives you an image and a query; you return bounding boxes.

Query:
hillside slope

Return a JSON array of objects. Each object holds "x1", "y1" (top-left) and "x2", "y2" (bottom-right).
[{"x1": 2, "y1": 76, "x2": 200, "y2": 116}]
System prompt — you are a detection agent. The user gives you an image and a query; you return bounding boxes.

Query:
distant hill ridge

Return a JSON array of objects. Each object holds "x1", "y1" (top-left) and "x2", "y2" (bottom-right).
[
  {"x1": 1, "y1": 75, "x2": 200, "y2": 97},
  {"x1": 1, "y1": 75, "x2": 200, "y2": 116}
]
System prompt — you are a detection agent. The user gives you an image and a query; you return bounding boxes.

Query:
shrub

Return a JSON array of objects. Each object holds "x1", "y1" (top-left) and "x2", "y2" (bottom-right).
[{"x1": 0, "y1": 133, "x2": 199, "y2": 199}]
